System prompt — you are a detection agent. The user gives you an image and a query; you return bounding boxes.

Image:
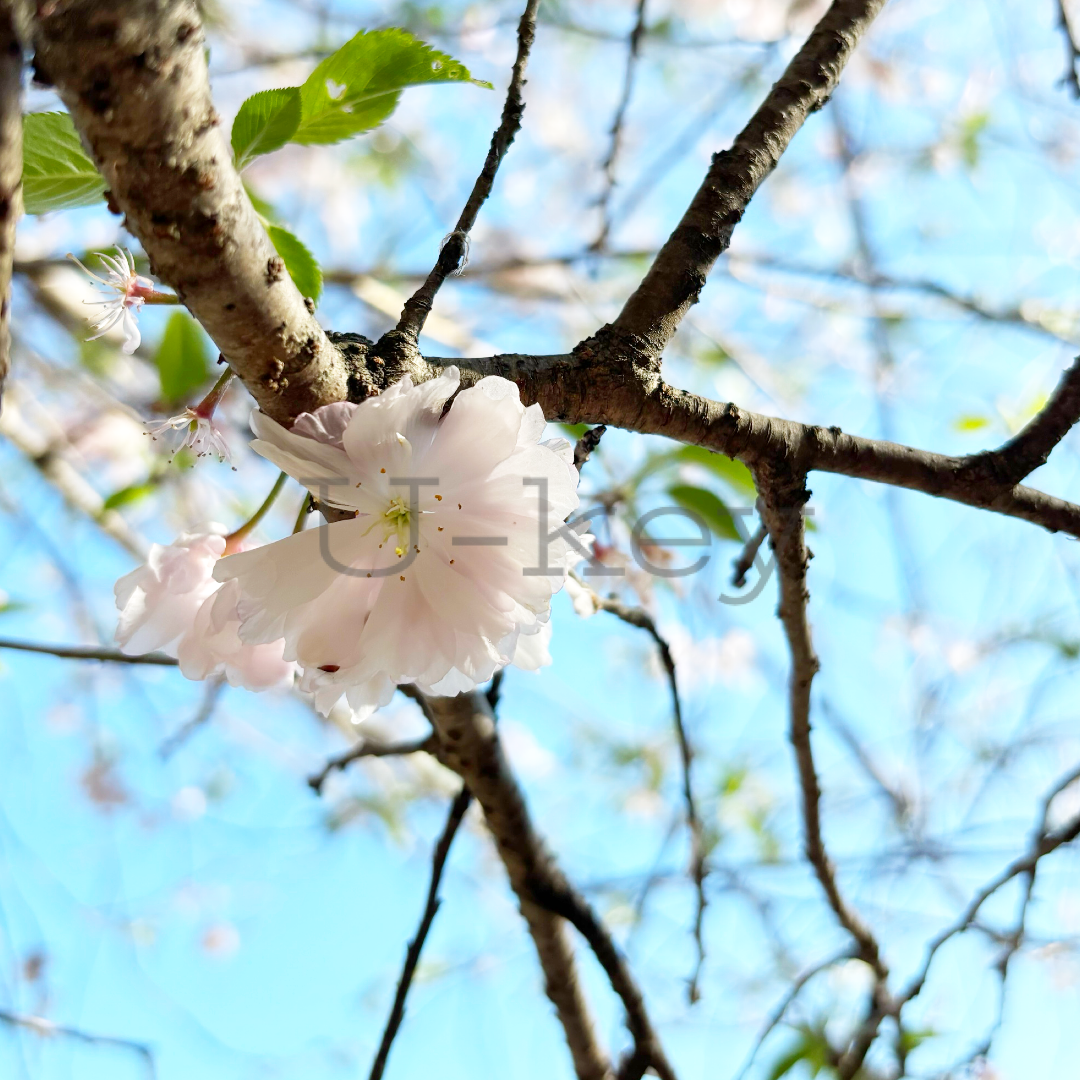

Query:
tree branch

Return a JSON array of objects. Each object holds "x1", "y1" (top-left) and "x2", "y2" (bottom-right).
[
  {"x1": 391, "y1": 0, "x2": 540, "y2": 348},
  {"x1": 602, "y1": 0, "x2": 887, "y2": 361},
  {"x1": 28, "y1": 0, "x2": 348, "y2": 422},
  {"x1": 591, "y1": 0, "x2": 648, "y2": 252},
  {"x1": 1058, "y1": 0, "x2": 1080, "y2": 98},
  {"x1": 307, "y1": 734, "x2": 437, "y2": 794},
  {"x1": 572, "y1": 578, "x2": 704, "y2": 1004},
  {"x1": 367, "y1": 784, "x2": 473, "y2": 1080},
  {"x1": 756, "y1": 465, "x2": 887, "y2": 981},
  {"x1": 0, "y1": 637, "x2": 177, "y2": 665},
  {"x1": 0, "y1": 3, "x2": 21, "y2": 407}
]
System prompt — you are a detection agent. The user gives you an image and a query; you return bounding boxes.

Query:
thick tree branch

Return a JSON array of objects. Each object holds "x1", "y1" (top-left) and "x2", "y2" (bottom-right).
[
  {"x1": 0, "y1": 3, "x2": 20, "y2": 407},
  {"x1": 391, "y1": 0, "x2": 539, "y2": 349},
  {"x1": 28, "y1": 0, "x2": 348, "y2": 422},
  {"x1": 602, "y1": 0, "x2": 887, "y2": 362},
  {"x1": 424, "y1": 690, "x2": 677, "y2": 1080},
  {"x1": 1058, "y1": 0, "x2": 1080, "y2": 98},
  {"x1": 367, "y1": 784, "x2": 473, "y2": 1080}
]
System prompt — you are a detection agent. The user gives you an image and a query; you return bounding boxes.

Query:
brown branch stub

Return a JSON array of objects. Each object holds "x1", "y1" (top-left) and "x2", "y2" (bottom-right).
[
  {"x1": 28, "y1": 0, "x2": 348, "y2": 422},
  {"x1": 573, "y1": 424, "x2": 606, "y2": 472},
  {"x1": 0, "y1": 2, "x2": 20, "y2": 407},
  {"x1": 389, "y1": 0, "x2": 540, "y2": 352},
  {"x1": 603, "y1": 0, "x2": 887, "y2": 362}
]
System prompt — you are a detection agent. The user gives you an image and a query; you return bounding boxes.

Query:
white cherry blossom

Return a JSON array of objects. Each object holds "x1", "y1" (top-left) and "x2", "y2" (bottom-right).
[
  {"x1": 215, "y1": 368, "x2": 584, "y2": 716},
  {"x1": 69, "y1": 248, "x2": 157, "y2": 354},
  {"x1": 115, "y1": 526, "x2": 294, "y2": 692}
]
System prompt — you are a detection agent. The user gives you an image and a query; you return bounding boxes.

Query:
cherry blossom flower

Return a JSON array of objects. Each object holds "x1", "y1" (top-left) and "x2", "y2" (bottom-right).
[
  {"x1": 215, "y1": 368, "x2": 585, "y2": 716},
  {"x1": 69, "y1": 248, "x2": 159, "y2": 354},
  {"x1": 146, "y1": 369, "x2": 235, "y2": 463},
  {"x1": 115, "y1": 526, "x2": 294, "y2": 692}
]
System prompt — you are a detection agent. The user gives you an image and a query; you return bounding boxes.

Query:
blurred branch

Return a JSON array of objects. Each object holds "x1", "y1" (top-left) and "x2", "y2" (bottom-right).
[
  {"x1": 574, "y1": 577, "x2": 705, "y2": 1004},
  {"x1": 0, "y1": 391, "x2": 149, "y2": 558},
  {"x1": 592, "y1": 0, "x2": 648, "y2": 252},
  {"x1": 308, "y1": 734, "x2": 437, "y2": 794},
  {"x1": 29, "y1": 0, "x2": 347, "y2": 422},
  {"x1": 392, "y1": 0, "x2": 540, "y2": 348},
  {"x1": 0, "y1": 637, "x2": 176, "y2": 665},
  {"x1": 159, "y1": 674, "x2": 227, "y2": 758},
  {"x1": 367, "y1": 783, "x2": 473, "y2": 1080},
  {"x1": 0, "y1": 1008, "x2": 156, "y2": 1077},
  {"x1": 605, "y1": 0, "x2": 887, "y2": 359},
  {"x1": 732, "y1": 948, "x2": 855, "y2": 1080},
  {"x1": 0, "y1": 4, "x2": 20, "y2": 406},
  {"x1": 731, "y1": 498, "x2": 766, "y2": 588}
]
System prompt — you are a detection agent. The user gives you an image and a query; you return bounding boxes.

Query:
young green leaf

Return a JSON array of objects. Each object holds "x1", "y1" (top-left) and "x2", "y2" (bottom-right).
[
  {"x1": 634, "y1": 445, "x2": 756, "y2": 499},
  {"x1": 231, "y1": 87, "x2": 302, "y2": 170},
  {"x1": 155, "y1": 311, "x2": 211, "y2": 404},
  {"x1": 102, "y1": 482, "x2": 158, "y2": 511},
  {"x1": 22, "y1": 112, "x2": 106, "y2": 214},
  {"x1": 667, "y1": 484, "x2": 741, "y2": 541},
  {"x1": 294, "y1": 28, "x2": 491, "y2": 146},
  {"x1": 266, "y1": 224, "x2": 322, "y2": 302}
]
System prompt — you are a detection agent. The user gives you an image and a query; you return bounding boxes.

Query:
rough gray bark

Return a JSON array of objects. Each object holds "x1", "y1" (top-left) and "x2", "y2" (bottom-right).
[
  {"x1": 0, "y1": 2, "x2": 21, "y2": 406},
  {"x1": 27, "y1": 0, "x2": 348, "y2": 423}
]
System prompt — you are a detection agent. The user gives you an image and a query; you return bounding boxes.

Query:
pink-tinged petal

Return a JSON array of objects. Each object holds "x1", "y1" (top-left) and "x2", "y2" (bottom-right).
[{"x1": 291, "y1": 401, "x2": 358, "y2": 448}]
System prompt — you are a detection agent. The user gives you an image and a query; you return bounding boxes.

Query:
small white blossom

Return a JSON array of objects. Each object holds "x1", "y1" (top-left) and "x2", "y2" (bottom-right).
[
  {"x1": 115, "y1": 526, "x2": 294, "y2": 692},
  {"x1": 215, "y1": 368, "x2": 585, "y2": 717},
  {"x1": 69, "y1": 248, "x2": 155, "y2": 354},
  {"x1": 146, "y1": 408, "x2": 231, "y2": 463}
]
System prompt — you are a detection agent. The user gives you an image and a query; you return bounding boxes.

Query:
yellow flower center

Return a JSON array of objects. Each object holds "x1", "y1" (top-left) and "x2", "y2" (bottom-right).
[{"x1": 383, "y1": 496, "x2": 412, "y2": 557}]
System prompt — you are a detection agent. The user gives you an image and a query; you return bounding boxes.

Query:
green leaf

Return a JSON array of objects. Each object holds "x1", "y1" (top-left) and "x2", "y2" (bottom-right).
[
  {"x1": 294, "y1": 28, "x2": 491, "y2": 146},
  {"x1": 633, "y1": 445, "x2": 756, "y2": 499},
  {"x1": 231, "y1": 87, "x2": 302, "y2": 170},
  {"x1": 154, "y1": 312, "x2": 211, "y2": 404},
  {"x1": 244, "y1": 181, "x2": 280, "y2": 224},
  {"x1": 21, "y1": 112, "x2": 106, "y2": 214},
  {"x1": 666, "y1": 484, "x2": 741, "y2": 542},
  {"x1": 266, "y1": 223, "x2": 322, "y2": 301},
  {"x1": 953, "y1": 414, "x2": 990, "y2": 432},
  {"x1": 560, "y1": 423, "x2": 590, "y2": 439},
  {"x1": 102, "y1": 483, "x2": 157, "y2": 511}
]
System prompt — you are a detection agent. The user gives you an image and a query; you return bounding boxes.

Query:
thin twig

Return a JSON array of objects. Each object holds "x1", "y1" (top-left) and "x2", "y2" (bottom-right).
[
  {"x1": 366, "y1": 784, "x2": 473, "y2": 1080},
  {"x1": 0, "y1": 5, "x2": 21, "y2": 405},
  {"x1": 592, "y1": 0, "x2": 649, "y2": 252},
  {"x1": 0, "y1": 637, "x2": 178, "y2": 665},
  {"x1": 574, "y1": 578, "x2": 705, "y2": 1004},
  {"x1": 159, "y1": 675, "x2": 227, "y2": 759},
  {"x1": 394, "y1": 0, "x2": 540, "y2": 343},
  {"x1": 308, "y1": 734, "x2": 437, "y2": 794},
  {"x1": 731, "y1": 498, "x2": 767, "y2": 588},
  {"x1": 0, "y1": 1008, "x2": 156, "y2": 1078}
]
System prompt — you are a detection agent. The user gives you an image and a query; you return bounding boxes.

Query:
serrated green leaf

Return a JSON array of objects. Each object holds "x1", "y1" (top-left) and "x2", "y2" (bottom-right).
[
  {"x1": 667, "y1": 484, "x2": 740, "y2": 542},
  {"x1": 231, "y1": 87, "x2": 302, "y2": 170},
  {"x1": 155, "y1": 312, "x2": 211, "y2": 404},
  {"x1": 22, "y1": 112, "x2": 106, "y2": 214},
  {"x1": 266, "y1": 224, "x2": 322, "y2": 301},
  {"x1": 294, "y1": 28, "x2": 491, "y2": 146},
  {"x1": 102, "y1": 482, "x2": 157, "y2": 511}
]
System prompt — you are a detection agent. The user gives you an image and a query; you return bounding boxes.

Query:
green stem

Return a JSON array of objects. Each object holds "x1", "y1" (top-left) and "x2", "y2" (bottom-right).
[
  {"x1": 225, "y1": 472, "x2": 288, "y2": 549},
  {"x1": 293, "y1": 492, "x2": 312, "y2": 534},
  {"x1": 195, "y1": 366, "x2": 235, "y2": 418},
  {"x1": 141, "y1": 290, "x2": 183, "y2": 305}
]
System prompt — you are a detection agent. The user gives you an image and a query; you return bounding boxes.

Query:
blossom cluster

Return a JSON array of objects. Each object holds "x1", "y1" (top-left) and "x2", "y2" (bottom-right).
[{"x1": 114, "y1": 367, "x2": 580, "y2": 719}]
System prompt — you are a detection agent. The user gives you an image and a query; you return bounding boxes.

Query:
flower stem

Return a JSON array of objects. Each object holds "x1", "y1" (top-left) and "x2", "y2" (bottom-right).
[
  {"x1": 293, "y1": 493, "x2": 312, "y2": 534},
  {"x1": 195, "y1": 366, "x2": 235, "y2": 418},
  {"x1": 141, "y1": 290, "x2": 183, "y2": 305},
  {"x1": 225, "y1": 471, "x2": 288, "y2": 550}
]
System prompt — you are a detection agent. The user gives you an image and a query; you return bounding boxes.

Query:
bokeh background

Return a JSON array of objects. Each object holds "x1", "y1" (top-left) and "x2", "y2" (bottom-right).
[{"x1": 3, "y1": 0, "x2": 1080, "y2": 1077}]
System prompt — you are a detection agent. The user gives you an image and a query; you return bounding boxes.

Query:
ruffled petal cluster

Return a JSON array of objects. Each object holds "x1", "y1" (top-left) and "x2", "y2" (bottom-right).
[
  {"x1": 115, "y1": 527, "x2": 295, "y2": 692},
  {"x1": 215, "y1": 368, "x2": 582, "y2": 716}
]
